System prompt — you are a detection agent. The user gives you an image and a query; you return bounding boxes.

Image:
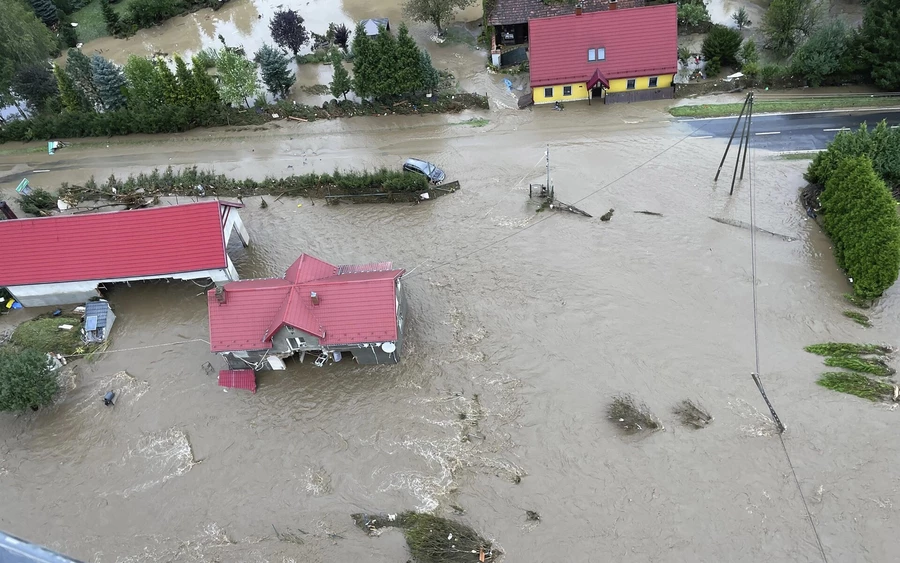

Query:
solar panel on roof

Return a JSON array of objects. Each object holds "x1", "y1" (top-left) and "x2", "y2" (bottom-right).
[{"x1": 85, "y1": 316, "x2": 98, "y2": 331}]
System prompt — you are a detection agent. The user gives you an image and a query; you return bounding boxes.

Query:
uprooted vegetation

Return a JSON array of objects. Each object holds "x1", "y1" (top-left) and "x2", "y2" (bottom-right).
[
  {"x1": 607, "y1": 394, "x2": 661, "y2": 433},
  {"x1": 823, "y1": 355, "x2": 895, "y2": 377},
  {"x1": 672, "y1": 399, "x2": 713, "y2": 429},
  {"x1": 805, "y1": 342, "x2": 898, "y2": 402},
  {"x1": 842, "y1": 310, "x2": 872, "y2": 327},
  {"x1": 351, "y1": 511, "x2": 497, "y2": 563},
  {"x1": 817, "y1": 372, "x2": 897, "y2": 402},
  {"x1": 803, "y1": 343, "x2": 892, "y2": 357}
]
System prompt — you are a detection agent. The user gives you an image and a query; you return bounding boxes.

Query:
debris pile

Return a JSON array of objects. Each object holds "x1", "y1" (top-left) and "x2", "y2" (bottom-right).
[{"x1": 606, "y1": 394, "x2": 661, "y2": 433}]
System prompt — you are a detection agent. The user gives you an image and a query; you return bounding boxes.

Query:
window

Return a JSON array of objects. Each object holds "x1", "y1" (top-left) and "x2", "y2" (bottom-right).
[
  {"x1": 597, "y1": 48, "x2": 605, "y2": 61},
  {"x1": 648, "y1": 76, "x2": 658, "y2": 88},
  {"x1": 544, "y1": 87, "x2": 553, "y2": 98},
  {"x1": 588, "y1": 48, "x2": 596, "y2": 61},
  {"x1": 563, "y1": 85, "x2": 572, "y2": 96},
  {"x1": 287, "y1": 337, "x2": 306, "y2": 350},
  {"x1": 626, "y1": 79, "x2": 636, "y2": 90}
]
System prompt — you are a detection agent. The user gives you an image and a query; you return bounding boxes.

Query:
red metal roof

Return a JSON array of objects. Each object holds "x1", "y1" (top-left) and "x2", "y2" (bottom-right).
[
  {"x1": 0, "y1": 201, "x2": 240, "y2": 286},
  {"x1": 218, "y1": 369, "x2": 257, "y2": 392},
  {"x1": 528, "y1": 5, "x2": 678, "y2": 88},
  {"x1": 207, "y1": 254, "x2": 404, "y2": 353}
]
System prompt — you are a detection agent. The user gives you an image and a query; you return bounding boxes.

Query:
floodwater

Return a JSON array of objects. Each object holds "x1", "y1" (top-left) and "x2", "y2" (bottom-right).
[{"x1": 3, "y1": 3, "x2": 900, "y2": 562}]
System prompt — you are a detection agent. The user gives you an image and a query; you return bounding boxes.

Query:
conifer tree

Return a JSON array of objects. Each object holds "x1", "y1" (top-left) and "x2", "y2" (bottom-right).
[
  {"x1": 28, "y1": 0, "x2": 58, "y2": 28},
  {"x1": 329, "y1": 48, "x2": 351, "y2": 100},
  {"x1": 372, "y1": 25, "x2": 398, "y2": 98},
  {"x1": 191, "y1": 55, "x2": 220, "y2": 106},
  {"x1": 419, "y1": 50, "x2": 440, "y2": 94},
  {"x1": 350, "y1": 23, "x2": 376, "y2": 99},
  {"x1": 254, "y1": 44, "x2": 295, "y2": 99},
  {"x1": 123, "y1": 55, "x2": 164, "y2": 109},
  {"x1": 66, "y1": 48, "x2": 103, "y2": 109},
  {"x1": 100, "y1": 0, "x2": 122, "y2": 36},
  {"x1": 54, "y1": 62, "x2": 88, "y2": 112},
  {"x1": 90, "y1": 54, "x2": 128, "y2": 111},
  {"x1": 155, "y1": 57, "x2": 181, "y2": 105},
  {"x1": 173, "y1": 53, "x2": 197, "y2": 106},
  {"x1": 394, "y1": 23, "x2": 424, "y2": 95}
]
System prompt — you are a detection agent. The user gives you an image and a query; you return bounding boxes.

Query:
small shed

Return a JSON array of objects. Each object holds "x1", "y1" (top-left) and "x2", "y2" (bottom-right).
[
  {"x1": 360, "y1": 18, "x2": 390, "y2": 36},
  {"x1": 83, "y1": 299, "x2": 116, "y2": 343}
]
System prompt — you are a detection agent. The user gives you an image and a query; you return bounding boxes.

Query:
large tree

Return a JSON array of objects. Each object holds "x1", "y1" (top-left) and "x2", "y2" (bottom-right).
[
  {"x1": 328, "y1": 48, "x2": 351, "y2": 100},
  {"x1": 820, "y1": 156, "x2": 900, "y2": 300},
  {"x1": 216, "y1": 48, "x2": 260, "y2": 107},
  {"x1": 155, "y1": 57, "x2": 181, "y2": 105},
  {"x1": 269, "y1": 9, "x2": 308, "y2": 55},
  {"x1": 350, "y1": 22, "x2": 377, "y2": 99},
  {"x1": 100, "y1": 0, "x2": 123, "y2": 36},
  {"x1": 419, "y1": 50, "x2": 440, "y2": 94},
  {"x1": 0, "y1": 1, "x2": 57, "y2": 110},
  {"x1": 54, "y1": 62, "x2": 89, "y2": 111},
  {"x1": 173, "y1": 53, "x2": 198, "y2": 106},
  {"x1": 0, "y1": 347, "x2": 59, "y2": 412},
  {"x1": 372, "y1": 25, "x2": 400, "y2": 98},
  {"x1": 254, "y1": 44, "x2": 295, "y2": 99},
  {"x1": 191, "y1": 56, "x2": 220, "y2": 106},
  {"x1": 123, "y1": 55, "x2": 164, "y2": 108},
  {"x1": 857, "y1": 0, "x2": 900, "y2": 91},
  {"x1": 403, "y1": 0, "x2": 475, "y2": 35},
  {"x1": 12, "y1": 64, "x2": 59, "y2": 112},
  {"x1": 28, "y1": 0, "x2": 59, "y2": 27},
  {"x1": 91, "y1": 54, "x2": 128, "y2": 110},
  {"x1": 762, "y1": 0, "x2": 820, "y2": 56},
  {"x1": 394, "y1": 23, "x2": 425, "y2": 95},
  {"x1": 791, "y1": 20, "x2": 850, "y2": 87},
  {"x1": 66, "y1": 48, "x2": 103, "y2": 109}
]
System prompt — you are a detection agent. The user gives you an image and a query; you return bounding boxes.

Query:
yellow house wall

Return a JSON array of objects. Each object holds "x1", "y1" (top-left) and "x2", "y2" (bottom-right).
[
  {"x1": 533, "y1": 82, "x2": 590, "y2": 104},
  {"x1": 607, "y1": 74, "x2": 674, "y2": 93}
]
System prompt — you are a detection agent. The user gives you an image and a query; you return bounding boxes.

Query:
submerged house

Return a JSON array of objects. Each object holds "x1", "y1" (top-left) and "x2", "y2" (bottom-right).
[
  {"x1": 0, "y1": 200, "x2": 249, "y2": 306},
  {"x1": 360, "y1": 18, "x2": 390, "y2": 36},
  {"x1": 83, "y1": 299, "x2": 116, "y2": 344},
  {"x1": 207, "y1": 254, "x2": 407, "y2": 369},
  {"x1": 528, "y1": 4, "x2": 677, "y2": 105}
]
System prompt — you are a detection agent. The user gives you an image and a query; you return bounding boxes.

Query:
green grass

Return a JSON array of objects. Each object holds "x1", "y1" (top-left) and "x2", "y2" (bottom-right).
[
  {"x1": 11, "y1": 317, "x2": 83, "y2": 355},
  {"x1": 817, "y1": 372, "x2": 895, "y2": 401},
  {"x1": 824, "y1": 355, "x2": 894, "y2": 376},
  {"x1": 669, "y1": 96, "x2": 900, "y2": 118},
  {"x1": 780, "y1": 152, "x2": 819, "y2": 160},
  {"x1": 804, "y1": 342, "x2": 892, "y2": 356},
  {"x1": 843, "y1": 310, "x2": 872, "y2": 327},
  {"x1": 70, "y1": 0, "x2": 140, "y2": 44},
  {"x1": 452, "y1": 117, "x2": 490, "y2": 127}
]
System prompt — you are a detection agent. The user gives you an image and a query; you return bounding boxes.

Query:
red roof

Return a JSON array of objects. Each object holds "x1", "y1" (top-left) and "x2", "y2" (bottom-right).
[
  {"x1": 528, "y1": 5, "x2": 678, "y2": 88},
  {"x1": 207, "y1": 254, "x2": 404, "y2": 353},
  {"x1": 0, "y1": 201, "x2": 242, "y2": 286},
  {"x1": 218, "y1": 369, "x2": 257, "y2": 392}
]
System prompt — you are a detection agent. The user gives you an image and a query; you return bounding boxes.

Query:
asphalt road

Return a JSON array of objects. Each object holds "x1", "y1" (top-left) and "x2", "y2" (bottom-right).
[{"x1": 677, "y1": 108, "x2": 900, "y2": 151}]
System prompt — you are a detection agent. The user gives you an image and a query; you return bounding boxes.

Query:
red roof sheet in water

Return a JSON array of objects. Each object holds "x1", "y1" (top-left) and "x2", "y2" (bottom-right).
[
  {"x1": 0, "y1": 201, "x2": 241, "y2": 286},
  {"x1": 528, "y1": 5, "x2": 678, "y2": 88},
  {"x1": 218, "y1": 369, "x2": 257, "y2": 393},
  {"x1": 207, "y1": 254, "x2": 404, "y2": 353}
]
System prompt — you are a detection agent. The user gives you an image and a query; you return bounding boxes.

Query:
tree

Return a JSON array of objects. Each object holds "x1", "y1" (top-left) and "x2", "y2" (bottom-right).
[
  {"x1": 329, "y1": 48, "x2": 351, "y2": 100},
  {"x1": 91, "y1": 54, "x2": 128, "y2": 110},
  {"x1": 12, "y1": 64, "x2": 59, "y2": 112},
  {"x1": 739, "y1": 39, "x2": 759, "y2": 65},
  {"x1": 191, "y1": 56, "x2": 220, "y2": 105},
  {"x1": 701, "y1": 25, "x2": 743, "y2": 67},
  {"x1": 173, "y1": 53, "x2": 198, "y2": 105},
  {"x1": 791, "y1": 21, "x2": 850, "y2": 87},
  {"x1": 0, "y1": 347, "x2": 59, "y2": 412},
  {"x1": 394, "y1": 23, "x2": 424, "y2": 95},
  {"x1": 351, "y1": 23, "x2": 377, "y2": 99},
  {"x1": 216, "y1": 48, "x2": 260, "y2": 107},
  {"x1": 123, "y1": 55, "x2": 164, "y2": 108},
  {"x1": 372, "y1": 24, "x2": 400, "y2": 98},
  {"x1": 58, "y1": 17, "x2": 79, "y2": 49},
  {"x1": 54, "y1": 62, "x2": 88, "y2": 111},
  {"x1": 28, "y1": 0, "x2": 59, "y2": 27},
  {"x1": 0, "y1": 1, "x2": 57, "y2": 109},
  {"x1": 819, "y1": 156, "x2": 900, "y2": 300},
  {"x1": 420, "y1": 50, "x2": 440, "y2": 94},
  {"x1": 403, "y1": 0, "x2": 475, "y2": 35},
  {"x1": 125, "y1": 0, "x2": 184, "y2": 29},
  {"x1": 677, "y1": 2, "x2": 711, "y2": 29},
  {"x1": 762, "y1": 0, "x2": 820, "y2": 57},
  {"x1": 269, "y1": 9, "x2": 308, "y2": 55},
  {"x1": 857, "y1": 0, "x2": 900, "y2": 91},
  {"x1": 101, "y1": 0, "x2": 123, "y2": 36},
  {"x1": 254, "y1": 44, "x2": 295, "y2": 99},
  {"x1": 807, "y1": 121, "x2": 900, "y2": 193},
  {"x1": 332, "y1": 23, "x2": 351, "y2": 52},
  {"x1": 155, "y1": 57, "x2": 181, "y2": 105},
  {"x1": 66, "y1": 48, "x2": 103, "y2": 109},
  {"x1": 732, "y1": 7, "x2": 751, "y2": 30}
]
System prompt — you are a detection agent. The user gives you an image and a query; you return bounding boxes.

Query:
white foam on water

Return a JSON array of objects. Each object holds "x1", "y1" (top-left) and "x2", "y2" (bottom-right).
[
  {"x1": 72, "y1": 371, "x2": 149, "y2": 418},
  {"x1": 727, "y1": 398, "x2": 779, "y2": 437},
  {"x1": 112, "y1": 427, "x2": 198, "y2": 498},
  {"x1": 303, "y1": 466, "x2": 333, "y2": 496}
]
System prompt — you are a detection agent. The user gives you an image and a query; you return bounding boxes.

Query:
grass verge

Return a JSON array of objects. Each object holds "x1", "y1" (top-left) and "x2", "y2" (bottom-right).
[
  {"x1": 669, "y1": 96, "x2": 900, "y2": 118},
  {"x1": 817, "y1": 372, "x2": 895, "y2": 401},
  {"x1": 11, "y1": 317, "x2": 83, "y2": 355}
]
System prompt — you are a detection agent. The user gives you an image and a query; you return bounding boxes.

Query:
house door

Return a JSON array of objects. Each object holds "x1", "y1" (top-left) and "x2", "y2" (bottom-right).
[{"x1": 591, "y1": 87, "x2": 604, "y2": 100}]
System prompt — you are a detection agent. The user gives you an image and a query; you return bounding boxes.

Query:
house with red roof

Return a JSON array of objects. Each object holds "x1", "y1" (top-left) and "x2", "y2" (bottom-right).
[
  {"x1": 528, "y1": 4, "x2": 677, "y2": 105},
  {"x1": 0, "y1": 201, "x2": 249, "y2": 307},
  {"x1": 207, "y1": 253, "x2": 407, "y2": 369}
]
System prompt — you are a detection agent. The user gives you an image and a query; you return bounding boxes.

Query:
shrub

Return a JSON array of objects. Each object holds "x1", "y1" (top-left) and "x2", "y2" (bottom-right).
[
  {"x1": 677, "y1": 2, "x2": 711, "y2": 29},
  {"x1": 0, "y1": 347, "x2": 59, "y2": 412},
  {"x1": 125, "y1": 0, "x2": 186, "y2": 29},
  {"x1": 819, "y1": 156, "x2": 900, "y2": 299},
  {"x1": 806, "y1": 121, "x2": 900, "y2": 194},
  {"x1": 18, "y1": 188, "x2": 56, "y2": 216},
  {"x1": 760, "y1": 64, "x2": 783, "y2": 86},
  {"x1": 792, "y1": 21, "x2": 851, "y2": 87},
  {"x1": 607, "y1": 394, "x2": 661, "y2": 433},
  {"x1": 804, "y1": 342, "x2": 892, "y2": 356},
  {"x1": 702, "y1": 25, "x2": 743, "y2": 68},
  {"x1": 739, "y1": 39, "x2": 760, "y2": 65},
  {"x1": 817, "y1": 372, "x2": 895, "y2": 401},
  {"x1": 741, "y1": 61, "x2": 761, "y2": 78},
  {"x1": 704, "y1": 57, "x2": 721, "y2": 78}
]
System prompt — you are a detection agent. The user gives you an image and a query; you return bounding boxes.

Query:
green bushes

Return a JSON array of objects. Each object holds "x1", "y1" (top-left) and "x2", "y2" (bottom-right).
[
  {"x1": 678, "y1": 1, "x2": 711, "y2": 31},
  {"x1": 701, "y1": 25, "x2": 743, "y2": 68},
  {"x1": 806, "y1": 342, "x2": 896, "y2": 401},
  {"x1": 791, "y1": 21, "x2": 852, "y2": 87},
  {"x1": 0, "y1": 347, "x2": 59, "y2": 412},
  {"x1": 806, "y1": 121, "x2": 900, "y2": 193},
  {"x1": 819, "y1": 156, "x2": 900, "y2": 299}
]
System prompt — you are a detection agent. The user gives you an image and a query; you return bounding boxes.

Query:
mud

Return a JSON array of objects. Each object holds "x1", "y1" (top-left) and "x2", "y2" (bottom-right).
[{"x1": 2, "y1": 2, "x2": 900, "y2": 562}]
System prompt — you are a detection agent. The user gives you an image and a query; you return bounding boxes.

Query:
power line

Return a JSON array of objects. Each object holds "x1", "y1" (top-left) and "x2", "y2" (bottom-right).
[{"x1": 406, "y1": 127, "x2": 701, "y2": 279}]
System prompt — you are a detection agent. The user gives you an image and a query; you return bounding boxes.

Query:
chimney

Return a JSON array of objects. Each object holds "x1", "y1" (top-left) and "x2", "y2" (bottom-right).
[
  {"x1": 575, "y1": 3, "x2": 583, "y2": 16},
  {"x1": 310, "y1": 291, "x2": 319, "y2": 306},
  {"x1": 215, "y1": 286, "x2": 226, "y2": 304},
  {"x1": 609, "y1": 0, "x2": 617, "y2": 10}
]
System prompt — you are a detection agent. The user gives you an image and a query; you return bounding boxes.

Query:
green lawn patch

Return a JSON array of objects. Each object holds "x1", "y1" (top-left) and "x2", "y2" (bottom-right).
[
  {"x1": 780, "y1": 152, "x2": 819, "y2": 160},
  {"x1": 452, "y1": 117, "x2": 490, "y2": 127},
  {"x1": 817, "y1": 372, "x2": 895, "y2": 401},
  {"x1": 70, "y1": 0, "x2": 139, "y2": 44},
  {"x1": 669, "y1": 96, "x2": 900, "y2": 118},
  {"x1": 11, "y1": 317, "x2": 83, "y2": 356}
]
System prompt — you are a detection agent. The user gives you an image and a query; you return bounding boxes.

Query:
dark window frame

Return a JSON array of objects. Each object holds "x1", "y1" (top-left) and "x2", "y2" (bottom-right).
[
  {"x1": 648, "y1": 76, "x2": 658, "y2": 88},
  {"x1": 563, "y1": 85, "x2": 572, "y2": 96},
  {"x1": 544, "y1": 87, "x2": 553, "y2": 98},
  {"x1": 626, "y1": 79, "x2": 636, "y2": 90}
]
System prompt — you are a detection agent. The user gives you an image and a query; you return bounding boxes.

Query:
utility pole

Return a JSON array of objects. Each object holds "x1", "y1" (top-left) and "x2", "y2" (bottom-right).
[
  {"x1": 546, "y1": 144, "x2": 553, "y2": 201},
  {"x1": 714, "y1": 91, "x2": 754, "y2": 191}
]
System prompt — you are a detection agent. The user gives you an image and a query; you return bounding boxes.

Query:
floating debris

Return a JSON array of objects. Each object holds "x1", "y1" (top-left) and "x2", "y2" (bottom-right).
[
  {"x1": 804, "y1": 343, "x2": 892, "y2": 357},
  {"x1": 709, "y1": 216, "x2": 797, "y2": 241},
  {"x1": 607, "y1": 394, "x2": 661, "y2": 433},
  {"x1": 634, "y1": 210, "x2": 663, "y2": 216},
  {"x1": 672, "y1": 399, "x2": 713, "y2": 429},
  {"x1": 842, "y1": 310, "x2": 871, "y2": 327},
  {"x1": 600, "y1": 208, "x2": 614, "y2": 221},
  {"x1": 817, "y1": 372, "x2": 896, "y2": 402},
  {"x1": 525, "y1": 510, "x2": 540, "y2": 522},
  {"x1": 823, "y1": 355, "x2": 895, "y2": 377}
]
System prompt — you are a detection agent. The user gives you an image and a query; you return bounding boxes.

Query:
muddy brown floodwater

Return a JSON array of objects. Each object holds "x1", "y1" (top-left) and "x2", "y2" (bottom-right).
[{"x1": 2, "y1": 57, "x2": 900, "y2": 563}]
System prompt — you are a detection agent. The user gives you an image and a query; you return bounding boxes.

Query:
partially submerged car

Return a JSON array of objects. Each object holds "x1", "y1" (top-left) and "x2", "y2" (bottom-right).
[{"x1": 402, "y1": 158, "x2": 445, "y2": 184}]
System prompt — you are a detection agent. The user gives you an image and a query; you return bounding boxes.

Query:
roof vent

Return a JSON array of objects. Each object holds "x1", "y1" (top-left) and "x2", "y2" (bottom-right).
[
  {"x1": 215, "y1": 286, "x2": 226, "y2": 304},
  {"x1": 609, "y1": 0, "x2": 617, "y2": 9},
  {"x1": 575, "y1": 3, "x2": 583, "y2": 15},
  {"x1": 310, "y1": 291, "x2": 319, "y2": 305}
]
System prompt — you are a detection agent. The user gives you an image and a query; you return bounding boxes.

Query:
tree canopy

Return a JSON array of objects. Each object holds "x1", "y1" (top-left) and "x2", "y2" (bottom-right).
[
  {"x1": 819, "y1": 156, "x2": 900, "y2": 300},
  {"x1": 350, "y1": 23, "x2": 439, "y2": 101},
  {"x1": 91, "y1": 54, "x2": 128, "y2": 111},
  {"x1": 0, "y1": 347, "x2": 59, "y2": 412},
  {"x1": 216, "y1": 48, "x2": 260, "y2": 107},
  {"x1": 806, "y1": 121, "x2": 900, "y2": 194},
  {"x1": 254, "y1": 44, "x2": 295, "y2": 99},
  {"x1": 12, "y1": 64, "x2": 59, "y2": 112},
  {"x1": 0, "y1": 1, "x2": 57, "y2": 107},
  {"x1": 857, "y1": 0, "x2": 900, "y2": 91},
  {"x1": 762, "y1": 0, "x2": 820, "y2": 57},
  {"x1": 28, "y1": 0, "x2": 58, "y2": 28},
  {"x1": 791, "y1": 20, "x2": 851, "y2": 87},
  {"x1": 269, "y1": 9, "x2": 308, "y2": 55},
  {"x1": 403, "y1": 0, "x2": 475, "y2": 34},
  {"x1": 701, "y1": 24, "x2": 742, "y2": 67},
  {"x1": 328, "y1": 49, "x2": 351, "y2": 100}
]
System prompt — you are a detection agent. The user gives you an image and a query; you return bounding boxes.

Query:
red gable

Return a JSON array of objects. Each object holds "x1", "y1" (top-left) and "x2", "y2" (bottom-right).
[
  {"x1": 529, "y1": 5, "x2": 678, "y2": 88},
  {"x1": 0, "y1": 201, "x2": 240, "y2": 286},
  {"x1": 207, "y1": 254, "x2": 404, "y2": 353}
]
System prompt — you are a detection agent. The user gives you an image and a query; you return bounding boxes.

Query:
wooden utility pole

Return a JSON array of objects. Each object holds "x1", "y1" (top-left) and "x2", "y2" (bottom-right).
[{"x1": 713, "y1": 91, "x2": 754, "y2": 194}]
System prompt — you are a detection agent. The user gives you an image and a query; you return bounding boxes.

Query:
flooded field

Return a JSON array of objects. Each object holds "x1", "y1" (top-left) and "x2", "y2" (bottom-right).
[{"x1": 2, "y1": 1, "x2": 900, "y2": 561}]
